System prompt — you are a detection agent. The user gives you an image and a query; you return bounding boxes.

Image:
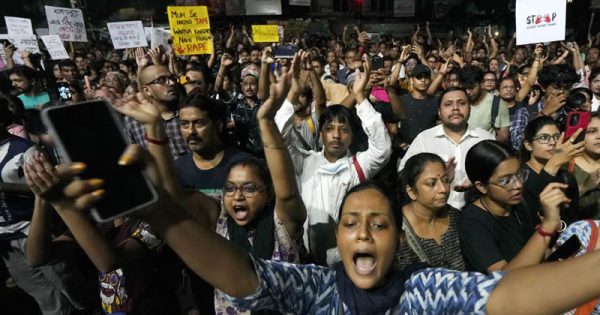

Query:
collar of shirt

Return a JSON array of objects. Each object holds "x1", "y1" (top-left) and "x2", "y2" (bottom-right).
[{"x1": 433, "y1": 124, "x2": 480, "y2": 144}]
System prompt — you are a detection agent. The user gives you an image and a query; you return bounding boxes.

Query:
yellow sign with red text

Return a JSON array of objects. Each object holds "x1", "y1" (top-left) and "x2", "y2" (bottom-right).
[
  {"x1": 167, "y1": 6, "x2": 212, "y2": 55},
  {"x1": 252, "y1": 25, "x2": 280, "y2": 43}
]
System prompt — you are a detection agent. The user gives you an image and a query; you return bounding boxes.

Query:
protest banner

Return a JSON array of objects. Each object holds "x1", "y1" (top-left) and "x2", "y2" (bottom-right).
[
  {"x1": 41, "y1": 35, "x2": 70, "y2": 60},
  {"x1": 245, "y1": 0, "x2": 282, "y2": 15},
  {"x1": 167, "y1": 6, "x2": 212, "y2": 55},
  {"x1": 516, "y1": 0, "x2": 566, "y2": 45},
  {"x1": 107, "y1": 21, "x2": 148, "y2": 49},
  {"x1": 289, "y1": 0, "x2": 310, "y2": 6},
  {"x1": 394, "y1": 0, "x2": 415, "y2": 17},
  {"x1": 45, "y1": 5, "x2": 88, "y2": 42},
  {"x1": 0, "y1": 34, "x2": 40, "y2": 65},
  {"x1": 251, "y1": 25, "x2": 280, "y2": 43},
  {"x1": 5, "y1": 17, "x2": 33, "y2": 35},
  {"x1": 151, "y1": 28, "x2": 171, "y2": 49}
]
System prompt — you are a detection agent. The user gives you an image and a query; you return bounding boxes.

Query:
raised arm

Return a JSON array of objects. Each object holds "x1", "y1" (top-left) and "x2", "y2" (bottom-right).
[
  {"x1": 304, "y1": 53, "x2": 326, "y2": 118},
  {"x1": 225, "y1": 25, "x2": 235, "y2": 49},
  {"x1": 515, "y1": 45, "x2": 543, "y2": 102},
  {"x1": 427, "y1": 58, "x2": 450, "y2": 95},
  {"x1": 3, "y1": 43, "x2": 16, "y2": 70},
  {"x1": 215, "y1": 53, "x2": 234, "y2": 93},
  {"x1": 25, "y1": 194, "x2": 55, "y2": 267},
  {"x1": 207, "y1": 36, "x2": 217, "y2": 69},
  {"x1": 425, "y1": 21, "x2": 434, "y2": 46},
  {"x1": 257, "y1": 66, "x2": 306, "y2": 236},
  {"x1": 257, "y1": 46, "x2": 273, "y2": 100}
]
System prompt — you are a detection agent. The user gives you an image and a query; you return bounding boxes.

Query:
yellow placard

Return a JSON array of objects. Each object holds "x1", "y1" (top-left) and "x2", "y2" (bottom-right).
[
  {"x1": 167, "y1": 6, "x2": 212, "y2": 55},
  {"x1": 251, "y1": 25, "x2": 280, "y2": 43}
]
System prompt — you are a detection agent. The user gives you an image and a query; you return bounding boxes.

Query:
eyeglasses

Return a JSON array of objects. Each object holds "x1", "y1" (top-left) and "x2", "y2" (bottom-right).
[
  {"x1": 223, "y1": 183, "x2": 264, "y2": 198},
  {"x1": 490, "y1": 169, "x2": 529, "y2": 189},
  {"x1": 483, "y1": 78, "x2": 497, "y2": 83},
  {"x1": 531, "y1": 132, "x2": 561, "y2": 144},
  {"x1": 500, "y1": 85, "x2": 516, "y2": 91},
  {"x1": 146, "y1": 75, "x2": 177, "y2": 86}
]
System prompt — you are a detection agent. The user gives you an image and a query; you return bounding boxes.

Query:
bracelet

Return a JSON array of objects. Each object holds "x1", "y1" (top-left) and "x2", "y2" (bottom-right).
[
  {"x1": 263, "y1": 143, "x2": 286, "y2": 149},
  {"x1": 535, "y1": 224, "x2": 557, "y2": 238},
  {"x1": 144, "y1": 133, "x2": 168, "y2": 145}
]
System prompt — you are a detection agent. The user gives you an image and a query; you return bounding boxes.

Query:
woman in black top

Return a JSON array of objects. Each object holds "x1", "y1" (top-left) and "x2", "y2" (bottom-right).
[
  {"x1": 520, "y1": 116, "x2": 584, "y2": 223},
  {"x1": 460, "y1": 140, "x2": 567, "y2": 273},
  {"x1": 397, "y1": 152, "x2": 465, "y2": 271}
]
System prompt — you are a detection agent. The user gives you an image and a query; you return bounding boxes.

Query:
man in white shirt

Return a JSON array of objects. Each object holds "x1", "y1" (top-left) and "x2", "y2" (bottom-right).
[
  {"x1": 398, "y1": 87, "x2": 494, "y2": 209},
  {"x1": 275, "y1": 57, "x2": 392, "y2": 265}
]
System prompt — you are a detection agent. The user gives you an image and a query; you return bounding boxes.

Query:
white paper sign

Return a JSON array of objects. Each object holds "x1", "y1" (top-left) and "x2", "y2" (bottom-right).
[
  {"x1": 150, "y1": 28, "x2": 171, "y2": 49},
  {"x1": 289, "y1": 0, "x2": 310, "y2": 6},
  {"x1": 41, "y1": 35, "x2": 70, "y2": 60},
  {"x1": 35, "y1": 28, "x2": 50, "y2": 37},
  {"x1": 107, "y1": 21, "x2": 147, "y2": 49},
  {"x1": 45, "y1": 6, "x2": 88, "y2": 42},
  {"x1": 394, "y1": 0, "x2": 415, "y2": 17},
  {"x1": 0, "y1": 34, "x2": 40, "y2": 65},
  {"x1": 5, "y1": 17, "x2": 33, "y2": 35},
  {"x1": 516, "y1": 0, "x2": 566, "y2": 45}
]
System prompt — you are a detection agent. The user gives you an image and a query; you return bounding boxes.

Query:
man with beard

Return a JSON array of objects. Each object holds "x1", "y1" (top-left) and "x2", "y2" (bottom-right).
[
  {"x1": 123, "y1": 65, "x2": 188, "y2": 159},
  {"x1": 8, "y1": 66, "x2": 50, "y2": 109},
  {"x1": 398, "y1": 87, "x2": 494, "y2": 209},
  {"x1": 174, "y1": 90, "x2": 251, "y2": 201}
]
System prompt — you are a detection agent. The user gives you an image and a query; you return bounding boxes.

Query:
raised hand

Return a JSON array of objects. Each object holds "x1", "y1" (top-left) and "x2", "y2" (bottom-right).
[
  {"x1": 148, "y1": 47, "x2": 165, "y2": 65},
  {"x1": 539, "y1": 182, "x2": 570, "y2": 232},
  {"x1": 353, "y1": 54, "x2": 371, "y2": 98},
  {"x1": 261, "y1": 46, "x2": 274, "y2": 65},
  {"x1": 221, "y1": 53, "x2": 234, "y2": 67},
  {"x1": 113, "y1": 92, "x2": 161, "y2": 125},
  {"x1": 257, "y1": 60, "x2": 294, "y2": 120},
  {"x1": 135, "y1": 47, "x2": 149, "y2": 68}
]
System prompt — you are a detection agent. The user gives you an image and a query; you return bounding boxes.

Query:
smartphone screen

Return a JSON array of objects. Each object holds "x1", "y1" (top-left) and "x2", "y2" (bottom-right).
[
  {"x1": 547, "y1": 235, "x2": 582, "y2": 262},
  {"x1": 41, "y1": 100, "x2": 158, "y2": 222},
  {"x1": 57, "y1": 82, "x2": 72, "y2": 102}
]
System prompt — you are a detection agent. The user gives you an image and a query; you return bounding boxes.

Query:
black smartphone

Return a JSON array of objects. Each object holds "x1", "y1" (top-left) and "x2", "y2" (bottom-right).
[
  {"x1": 273, "y1": 45, "x2": 297, "y2": 59},
  {"x1": 57, "y1": 82, "x2": 72, "y2": 102},
  {"x1": 546, "y1": 235, "x2": 583, "y2": 262},
  {"x1": 41, "y1": 100, "x2": 159, "y2": 222}
]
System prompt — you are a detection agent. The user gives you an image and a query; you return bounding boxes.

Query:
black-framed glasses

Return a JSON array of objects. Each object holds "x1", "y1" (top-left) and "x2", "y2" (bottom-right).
[
  {"x1": 490, "y1": 169, "x2": 529, "y2": 190},
  {"x1": 223, "y1": 183, "x2": 264, "y2": 198},
  {"x1": 531, "y1": 133, "x2": 561, "y2": 144},
  {"x1": 146, "y1": 75, "x2": 177, "y2": 86}
]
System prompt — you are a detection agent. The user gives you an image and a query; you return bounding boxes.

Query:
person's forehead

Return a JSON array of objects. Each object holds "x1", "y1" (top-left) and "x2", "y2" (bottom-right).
[
  {"x1": 442, "y1": 91, "x2": 468, "y2": 102},
  {"x1": 186, "y1": 70, "x2": 204, "y2": 80}
]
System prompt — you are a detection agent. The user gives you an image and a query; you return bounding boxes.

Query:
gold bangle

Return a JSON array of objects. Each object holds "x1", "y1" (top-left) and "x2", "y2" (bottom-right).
[{"x1": 263, "y1": 143, "x2": 286, "y2": 149}]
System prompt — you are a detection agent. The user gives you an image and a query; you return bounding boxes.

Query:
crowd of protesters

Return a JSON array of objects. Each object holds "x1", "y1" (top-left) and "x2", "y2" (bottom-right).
[{"x1": 1, "y1": 17, "x2": 600, "y2": 315}]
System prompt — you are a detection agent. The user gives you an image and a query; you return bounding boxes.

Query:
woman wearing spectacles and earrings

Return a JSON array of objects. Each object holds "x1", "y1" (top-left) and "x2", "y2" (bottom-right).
[
  {"x1": 521, "y1": 116, "x2": 584, "y2": 224},
  {"x1": 460, "y1": 140, "x2": 569, "y2": 273}
]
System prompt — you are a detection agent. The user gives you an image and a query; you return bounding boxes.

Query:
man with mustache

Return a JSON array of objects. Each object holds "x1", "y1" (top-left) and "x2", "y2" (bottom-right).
[
  {"x1": 174, "y1": 90, "x2": 250, "y2": 201},
  {"x1": 123, "y1": 65, "x2": 188, "y2": 159},
  {"x1": 398, "y1": 87, "x2": 494, "y2": 209}
]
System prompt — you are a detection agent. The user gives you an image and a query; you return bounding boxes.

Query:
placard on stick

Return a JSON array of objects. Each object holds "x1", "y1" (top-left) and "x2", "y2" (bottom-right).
[
  {"x1": 45, "y1": 6, "x2": 88, "y2": 42},
  {"x1": 251, "y1": 25, "x2": 280, "y2": 43},
  {"x1": 41, "y1": 35, "x2": 70, "y2": 60},
  {"x1": 5, "y1": 17, "x2": 33, "y2": 35},
  {"x1": 107, "y1": 21, "x2": 148, "y2": 49},
  {"x1": 167, "y1": 6, "x2": 212, "y2": 55}
]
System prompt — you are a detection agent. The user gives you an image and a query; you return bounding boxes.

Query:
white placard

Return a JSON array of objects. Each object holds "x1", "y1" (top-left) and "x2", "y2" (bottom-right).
[
  {"x1": 150, "y1": 28, "x2": 171, "y2": 49},
  {"x1": 289, "y1": 0, "x2": 310, "y2": 6},
  {"x1": 41, "y1": 35, "x2": 70, "y2": 60},
  {"x1": 45, "y1": 5, "x2": 88, "y2": 42},
  {"x1": 5, "y1": 17, "x2": 33, "y2": 35},
  {"x1": 516, "y1": 0, "x2": 566, "y2": 45},
  {"x1": 0, "y1": 34, "x2": 40, "y2": 65},
  {"x1": 35, "y1": 28, "x2": 50, "y2": 37},
  {"x1": 394, "y1": 0, "x2": 415, "y2": 17},
  {"x1": 245, "y1": 0, "x2": 282, "y2": 15},
  {"x1": 107, "y1": 21, "x2": 147, "y2": 49}
]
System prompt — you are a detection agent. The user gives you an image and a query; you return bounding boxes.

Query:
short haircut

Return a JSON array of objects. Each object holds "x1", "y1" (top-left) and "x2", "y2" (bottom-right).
[
  {"x1": 179, "y1": 89, "x2": 227, "y2": 125},
  {"x1": 537, "y1": 64, "x2": 579, "y2": 89},
  {"x1": 318, "y1": 104, "x2": 355, "y2": 135},
  {"x1": 458, "y1": 65, "x2": 484, "y2": 87}
]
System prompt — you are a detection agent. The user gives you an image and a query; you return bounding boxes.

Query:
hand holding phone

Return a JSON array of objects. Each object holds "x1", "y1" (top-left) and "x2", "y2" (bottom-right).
[
  {"x1": 564, "y1": 111, "x2": 591, "y2": 144},
  {"x1": 547, "y1": 235, "x2": 582, "y2": 262},
  {"x1": 57, "y1": 82, "x2": 73, "y2": 102},
  {"x1": 42, "y1": 100, "x2": 159, "y2": 222}
]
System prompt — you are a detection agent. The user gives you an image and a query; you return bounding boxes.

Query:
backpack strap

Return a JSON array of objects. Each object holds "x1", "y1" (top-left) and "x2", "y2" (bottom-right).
[
  {"x1": 574, "y1": 220, "x2": 599, "y2": 315},
  {"x1": 352, "y1": 155, "x2": 366, "y2": 183},
  {"x1": 491, "y1": 95, "x2": 500, "y2": 130}
]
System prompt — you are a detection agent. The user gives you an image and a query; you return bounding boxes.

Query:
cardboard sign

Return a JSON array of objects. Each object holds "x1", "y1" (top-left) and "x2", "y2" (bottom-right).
[
  {"x1": 41, "y1": 35, "x2": 70, "y2": 60},
  {"x1": 167, "y1": 6, "x2": 212, "y2": 55},
  {"x1": 151, "y1": 28, "x2": 171, "y2": 49},
  {"x1": 107, "y1": 21, "x2": 148, "y2": 49},
  {"x1": 516, "y1": 0, "x2": 566, "y2": 45},
  {"x1": 45, "y1": 6, "x2": 88, "y2": 42},
  {"x1": 251, "y1": 25, "x2": 280, "y2": 43},
  {"x1": 5, "y1": 17, "x2": 33, "y2": 35}
]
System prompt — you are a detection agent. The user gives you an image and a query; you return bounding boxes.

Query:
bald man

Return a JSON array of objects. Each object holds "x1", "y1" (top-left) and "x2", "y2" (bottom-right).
[{"x1": 124, "y1": 65, "x2": 188, "y2": 158}]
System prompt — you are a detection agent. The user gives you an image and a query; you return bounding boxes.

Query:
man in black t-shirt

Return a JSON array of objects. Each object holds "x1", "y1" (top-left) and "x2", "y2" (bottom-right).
[{"x1": 175, "y1": 90, "x2": 251, "y2": 203}]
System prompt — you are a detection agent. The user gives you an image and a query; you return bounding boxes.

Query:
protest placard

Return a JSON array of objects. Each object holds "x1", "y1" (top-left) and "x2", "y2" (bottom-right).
[
  {"x1": 167, "y1": 6, "x2": 212, "y2": 55},
  {"x1": 151, "y1": 28, "x2": 171, "y2": 49},
  {"x1": 289, "y1": 0, "x2": 310, "y2": 6},
  {"x1": 5, "y1": 17, "x2": 33, "y2": 35},
  {"x1": 251, "y1": 25, "x2": 280, "y2": 43},
  {"x1": 45, "y1": 6, "x2": 88, "y2": 42},
  {"x1": 41, "y1": 35, "x2": 70, "y2": 60},
  {"x1": 107, "y1": 21, "x2": 148, "y2": 49},
  {"x1": 0, "y1": 34, "x2": 40, "y2": 65},
  {"x1": 394, "y1": 0, "x2": 415, "y2": 17},
  {"x1": 245, "y1": 0, "x2": 282, "y2": 15},
  {"x1": 516, "y1": 0, "x2": 566, "y2": 45}
]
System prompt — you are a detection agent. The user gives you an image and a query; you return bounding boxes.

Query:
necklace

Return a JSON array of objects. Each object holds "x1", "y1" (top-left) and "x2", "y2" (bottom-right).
[{"x1": 479, "y1": 197, "x2": 523, "y2": 227}]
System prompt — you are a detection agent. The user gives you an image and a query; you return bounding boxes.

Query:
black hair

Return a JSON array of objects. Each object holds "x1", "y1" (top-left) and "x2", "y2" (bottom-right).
[
  {"x1": 496, "y1": 76, "x2": 520, "y2": 91},
  {"x1": 537, "y1": 64, "x2": 579, "y2": 89},
  {"x1": 226, "y1": 157, "x2": 274, "y2": 198},
  {"x1": 589, "y1": 67, "x2": 600, "y2": 86},
  {"x1": 0, "y1": 96, "x2": 15, "y2": 127},
  {"x1": 58, "y1": 59, "x2": 77, "y2": 70},
  {"x1": 179, "y1": 89, "x2": 228, "y2": 134},
  {"x1": 466, "y1": 140, "x2": 516, "y2": 185},
  {"x1": 186, "y1": 63, "x2": 214, "y2": 86},
  {"x1": 399, "y1": 153, "x2": 445, "y2": 202},
  {"x1": 437, "y1": 87, "x2": 469, "y2": 108},
  {"x1": 336, "y1": 181, "x2": 402, "y2": 231},
  {"x1": 318, "y1": 104, "x2": 356, "y2": 135},
  {"x1": 22, "y1": 109, "x2": 46, "y2": 136},
  {"x1": 519, "y1": 116, "x2": 558, "y2": 162},
  {"x1": 0, "y1": 93, "x2": 25, "y2": 121},
  {"x1": 383, "y1": 55, "x2": 394, "y2": 63},
  {"x1": 458, "y1": 65, "x2": 484, "y2": 87},
  {"x1": 310, "y1": 55, "x2": 326, "y2": 67},
  {"x1": 8, "y1": 65, "x2": 38, "y2": 83}
]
